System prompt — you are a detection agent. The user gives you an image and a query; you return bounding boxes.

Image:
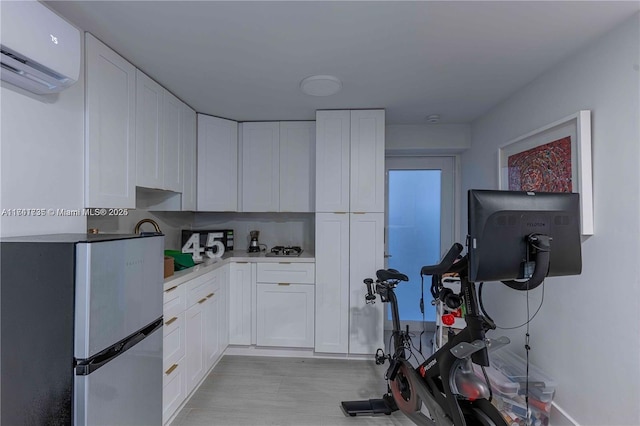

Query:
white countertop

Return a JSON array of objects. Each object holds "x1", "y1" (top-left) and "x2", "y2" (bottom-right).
[{"x1": 163, "y1": 250, "x2": 315, "y2": 291}]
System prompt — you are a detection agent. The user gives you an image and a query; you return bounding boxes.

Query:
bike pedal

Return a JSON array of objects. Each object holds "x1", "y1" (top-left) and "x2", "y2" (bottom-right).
[{"x1": 387, "y1": 359, "x2": 401, "y2": 381}]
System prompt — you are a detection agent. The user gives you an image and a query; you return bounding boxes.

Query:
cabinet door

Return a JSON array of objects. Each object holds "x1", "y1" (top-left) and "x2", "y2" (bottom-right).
[
  {"x1": 350, "y1": 110, "x2": 385, "y2": 213},
  {"x1": 218, "y1": 265, "x2": 230, "y2": 351},
  {"x1": 181, "y1": 104, "x2": 197, "y2": 211},
  {"x1": 256, "y1": 283, "x2": 314, "y2": 348},
  {"x1": 228, "y1": 262, "x2": 252, "y2": 345},
  {"x1": 204, "y1": 284, "x2": 220, "y2": 372},
  {"x1": 85, "y1": 34, "x2": 136, "y2": 208},
  {"x1": 135, "y1": 70, "x2": 164, "y2": 189},
  {"x1": 279, "y1": 121, "x2": 315, "y2": 212},
  {"x1": 315, "y1": 110, "x2": 350, "y2": 213},
  {"x1": 349, "y1": 213, "x2": 385, "y2": 355},
  {"x1": 239, "y1": 122, "x2": 280, "y2": 212},
  {"x1": 163, "y1": 91, "x2": 183, "y2": 193},
  {"x1": 184, "y1": 302, "x2": 205, "y2": 394},
  {"x1": 314, "y1": 213, "x2": 350, "y2": 353},
  {"x1": 197, "y1": 114, "x2": 238, "y2": 211}
]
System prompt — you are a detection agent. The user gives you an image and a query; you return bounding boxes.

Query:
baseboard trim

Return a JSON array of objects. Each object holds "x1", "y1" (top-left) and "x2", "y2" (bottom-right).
[
  {"x1": 551, "y1": 401, "x2": 580, "y2": 426},
  {"x1": 224, "y1": 345, "x2": 373, "y2": 360}
]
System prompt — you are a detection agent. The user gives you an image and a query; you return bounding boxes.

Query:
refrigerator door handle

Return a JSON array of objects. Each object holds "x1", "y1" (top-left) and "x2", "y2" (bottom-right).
[{"x1": 75, "y1": 318, "x2": 163, "y2": 376}]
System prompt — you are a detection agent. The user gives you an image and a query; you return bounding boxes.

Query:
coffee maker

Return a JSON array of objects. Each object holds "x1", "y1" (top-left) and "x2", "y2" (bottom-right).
[{"x1": 248, "y1": 230, "x2": 261, "y2": 253}]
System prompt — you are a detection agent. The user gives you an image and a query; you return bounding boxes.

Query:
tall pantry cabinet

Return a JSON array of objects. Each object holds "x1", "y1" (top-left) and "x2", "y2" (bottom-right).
[{"x1": 315, "y1": 110, "x2": 385, "y2": 355}]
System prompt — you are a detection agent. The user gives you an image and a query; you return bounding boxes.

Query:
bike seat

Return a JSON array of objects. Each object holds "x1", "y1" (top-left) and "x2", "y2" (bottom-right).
[{"x1": 376, "y1": 269, "x2": 409, "y2": 282}]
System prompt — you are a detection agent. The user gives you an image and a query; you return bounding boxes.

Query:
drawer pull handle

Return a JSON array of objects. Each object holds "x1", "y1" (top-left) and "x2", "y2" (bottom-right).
[
  {"x1": 353, "y1": 212, "x2": 366, "y2": 215},
  {"x1": 278, "y1": 283, "x2": 290, "y2": 286},
  {"x1": 165, "y1": 316, "x2": 178, "y2": 326},
  {"x1": 165, "y1": 364, "x2": 178, "y2": 375},
  {"x1": 279, "y1": 262, "x2": 291, "y2": 265},
  {"x1": 206, "y1": 292, "x2": 215, "y2": 298},
  {"x1": 236, "y1": 261, "x2": 249, "y2": 264},
  {"x1": 198, "y1": 297, "x2": 207, "y2": 304},
  {"x1": 165, "y1": 285, "x2": 178, "y2": 293}
]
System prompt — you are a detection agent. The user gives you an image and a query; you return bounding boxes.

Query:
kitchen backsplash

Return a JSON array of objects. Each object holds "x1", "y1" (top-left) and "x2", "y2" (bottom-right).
[
  {"x1": 87, "y1": 210, "x2": 315, "y2": 252},
  {"x1": 193, "y1": 212, "x2": 315, "y2": 253}
]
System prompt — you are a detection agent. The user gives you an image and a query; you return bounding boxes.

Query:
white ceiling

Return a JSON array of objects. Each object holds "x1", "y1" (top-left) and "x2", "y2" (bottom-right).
[{"x1": 47, "y1": 1, "x2": 639, "y2": 125}]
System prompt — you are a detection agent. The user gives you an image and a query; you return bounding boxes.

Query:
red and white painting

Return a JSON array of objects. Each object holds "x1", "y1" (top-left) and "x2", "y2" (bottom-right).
[{"x1": 507, "y1": 136, "x2": 572, "y2": 192}]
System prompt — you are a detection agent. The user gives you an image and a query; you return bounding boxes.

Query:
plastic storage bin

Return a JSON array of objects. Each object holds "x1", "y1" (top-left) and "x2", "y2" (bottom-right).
[{"x1": 474, "y1": 350, "x2": 556, "y2": 426}]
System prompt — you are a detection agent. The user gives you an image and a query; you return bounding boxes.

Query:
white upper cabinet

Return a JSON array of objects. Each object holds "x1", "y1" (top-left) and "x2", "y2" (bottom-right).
[
  {"x1": 162, "y1": 91, "x2": 183, "y2": 193},
  {"x1": 85, "y1": 33, "x2": 136, "y2": 208},
  {"x1": 239, "y1": 122, "x2": 280, "y2": 212},
  {"x1": 135, "y1": 70, "x2": 164, "y2": 189},
  {"x1": 279, "y1": 121, "x2": 315, "y2": 212},
  {"x1": 181, "y1": 104, "x2": 196, "y2": 211},
  {"x1": 315, "y1": 111, "x2": 351, "y2": 213},
  {"x1": 350, "y1": 110, "x2": 385, "y2": 213},
  {"x1": 197, "y1": 114, "x2": 238, "y2": 211}
]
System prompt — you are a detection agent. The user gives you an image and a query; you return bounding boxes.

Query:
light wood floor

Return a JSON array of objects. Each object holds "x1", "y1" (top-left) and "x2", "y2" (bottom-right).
[{"x1": 170, "y1": 355, "x2": 415, "y2": 426}]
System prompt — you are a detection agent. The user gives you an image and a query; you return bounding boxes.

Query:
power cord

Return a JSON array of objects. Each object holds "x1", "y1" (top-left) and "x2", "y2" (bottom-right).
[{"x1": 478, "y1": 280, "x2": 544, "y2": 425}]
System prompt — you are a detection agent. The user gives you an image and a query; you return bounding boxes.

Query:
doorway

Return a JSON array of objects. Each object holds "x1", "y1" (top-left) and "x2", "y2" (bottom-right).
[{"x1": 385, "y1": 156, "x2": 456, "y2": 333}]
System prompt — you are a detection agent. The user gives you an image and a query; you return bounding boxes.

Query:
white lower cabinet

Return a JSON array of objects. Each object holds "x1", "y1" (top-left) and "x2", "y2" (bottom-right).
[
  {"x1": 228, "y1": 262, "x2": 253, "y2": 345},
  {"x1": 256, "y1": 263, "x2": 315, "y2": 348},
  {"x1": 256, "y1": 283, "x2": 314, "y2": 347},
  {"x1": 314, "y1": 213, "x2": 350, "y2": 354},
  {"x1": 162, "y1": 284, "x2": 186, "y2": 422},
  {"x1": 349, "y1": 213, "x2": 385, "y2": 355},
  {"x1": 162, "y1": 267, "x2": 229, "y2": 424}
]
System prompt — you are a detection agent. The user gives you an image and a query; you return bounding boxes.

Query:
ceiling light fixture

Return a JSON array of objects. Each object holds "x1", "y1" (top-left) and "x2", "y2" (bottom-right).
[
  {"x1": 300, "y1": 75, "x2": 342, "y2": 96},
  {"x1": 426, "y1": 114, "x2": 441, "y2": 124}
]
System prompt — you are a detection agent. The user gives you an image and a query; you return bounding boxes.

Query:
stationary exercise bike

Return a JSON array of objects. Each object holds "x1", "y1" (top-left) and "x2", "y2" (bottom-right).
[{"x1": 342, "y1": 243, "x2": 511, "y2": 425}]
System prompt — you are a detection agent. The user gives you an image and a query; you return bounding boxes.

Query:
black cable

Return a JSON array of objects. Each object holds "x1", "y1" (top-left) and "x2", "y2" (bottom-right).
[
  {"x1": 478, "y1": 281, "x2": 546, "y2": 330},
  {"x1": 525, "y1": 279, "x2": 531, "y2": 424}
]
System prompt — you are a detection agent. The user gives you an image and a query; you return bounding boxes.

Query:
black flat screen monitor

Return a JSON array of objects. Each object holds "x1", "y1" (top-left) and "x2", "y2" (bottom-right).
[{"x1": 468, "y1": 189, "x2": 582, "y2": 283}]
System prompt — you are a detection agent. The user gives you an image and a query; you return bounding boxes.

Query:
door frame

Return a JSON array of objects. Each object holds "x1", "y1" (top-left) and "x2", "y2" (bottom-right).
[{"x1": 384, "y1": 155, "x2": 461, "y2": 334}]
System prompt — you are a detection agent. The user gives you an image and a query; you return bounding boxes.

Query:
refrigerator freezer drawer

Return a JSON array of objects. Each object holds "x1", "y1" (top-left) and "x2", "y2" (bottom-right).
[{"x1": 74, "y1": 326, "x2": 162, "y2": 426}]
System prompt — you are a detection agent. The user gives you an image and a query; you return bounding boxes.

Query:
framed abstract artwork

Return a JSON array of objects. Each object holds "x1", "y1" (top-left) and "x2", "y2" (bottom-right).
[{"x1": 498, "y1": 110, "x2": 593, "y2": 235}]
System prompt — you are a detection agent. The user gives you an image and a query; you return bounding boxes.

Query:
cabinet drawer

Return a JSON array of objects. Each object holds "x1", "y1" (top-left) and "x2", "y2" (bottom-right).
[
  {"x1": 164, "y1": 285, "x2": 186, "y2": 321},
  {"x1": 164, "y1": 283, "x2": 186, "y2": 309},
  {"x1": 256, "y1": 262, "x2": 315, "y2": 284},
  {"x1": 163, "y1": 312, "x2": 185, "y2": 369},
  {"x1": 162, "y1": 358, "x2": 186, "y2": 423},
  {"x1": 186, "y1": 272, "x2": 218, "y2": 307}
]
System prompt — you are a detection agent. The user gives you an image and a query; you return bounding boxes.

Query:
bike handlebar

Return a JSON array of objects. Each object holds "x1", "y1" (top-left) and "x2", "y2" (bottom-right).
[{"x1": 420, "y1": 243, "x2": 464, "y2": 276}]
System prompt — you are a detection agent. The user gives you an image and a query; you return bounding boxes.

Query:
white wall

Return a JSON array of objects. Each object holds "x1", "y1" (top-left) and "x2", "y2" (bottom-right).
[
  {"x1": 0, "y1": 58, "x2": 86, "y2": 237},
  {"x1": 386, "y1": 123, "x2": 470, "y2": 154},
  {"x1": 461, "y1": 14, "x2": 640, "y2": 426}
]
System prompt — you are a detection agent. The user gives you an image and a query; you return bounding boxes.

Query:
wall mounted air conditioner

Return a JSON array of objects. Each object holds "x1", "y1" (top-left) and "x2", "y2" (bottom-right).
[{"x1": 1, "y1": 1, "x2": 81, "y2": 95}]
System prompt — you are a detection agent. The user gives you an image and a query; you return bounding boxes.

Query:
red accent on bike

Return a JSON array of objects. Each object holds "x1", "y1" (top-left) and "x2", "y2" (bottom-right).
[
  {"x1": 419, "y1": 365, "x2": 426, "y2": 377},
  {"x1": 442, "y1": 314, "x2": 455, "y2": 326}
]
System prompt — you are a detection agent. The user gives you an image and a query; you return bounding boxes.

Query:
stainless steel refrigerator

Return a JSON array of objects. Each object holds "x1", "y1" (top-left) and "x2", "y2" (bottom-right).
[{"x1": 1, "y1": 233, "x2": 164, "y2": 425}]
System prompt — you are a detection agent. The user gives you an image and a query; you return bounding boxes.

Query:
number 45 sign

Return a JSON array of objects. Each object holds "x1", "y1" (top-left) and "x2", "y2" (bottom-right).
[{"x1": 181, "y1": 232, "x2": 226, "y2": 262}]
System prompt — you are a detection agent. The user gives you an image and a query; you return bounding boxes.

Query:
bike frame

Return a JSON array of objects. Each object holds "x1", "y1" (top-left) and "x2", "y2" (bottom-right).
[{"x1": 380, "y1": 274, "x2": 493, "y2": 426}]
